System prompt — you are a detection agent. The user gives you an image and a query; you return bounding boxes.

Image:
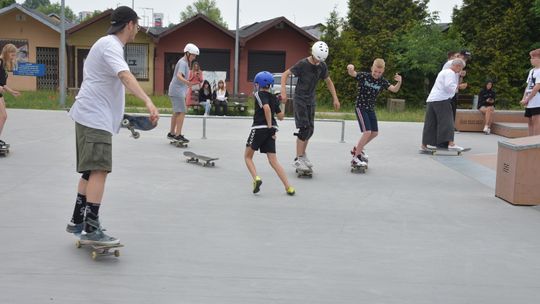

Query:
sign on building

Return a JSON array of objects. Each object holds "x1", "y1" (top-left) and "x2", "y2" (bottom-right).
[{"x1": 13, "y1": 62, "x2": 46, "y2": 77}]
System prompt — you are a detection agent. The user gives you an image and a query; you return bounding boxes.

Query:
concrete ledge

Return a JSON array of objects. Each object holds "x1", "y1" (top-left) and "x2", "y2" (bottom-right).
[
  {"x1": 455, "y1": 109, "x2": 527, "y2": 132},
  {"x1": 491, "y1": 122, "x2": 528, "y2": 138}
]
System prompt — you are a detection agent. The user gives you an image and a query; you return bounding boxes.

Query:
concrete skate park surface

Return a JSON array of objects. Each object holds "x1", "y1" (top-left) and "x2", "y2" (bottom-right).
[{"x1": 1, "y1": 109, "x2": 540, "y2": 303}]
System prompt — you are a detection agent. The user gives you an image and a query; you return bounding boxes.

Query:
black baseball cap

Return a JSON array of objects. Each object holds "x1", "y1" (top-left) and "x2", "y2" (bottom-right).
[{"x1": 107, "y1": 6, "x2": 139, "y2": 35}]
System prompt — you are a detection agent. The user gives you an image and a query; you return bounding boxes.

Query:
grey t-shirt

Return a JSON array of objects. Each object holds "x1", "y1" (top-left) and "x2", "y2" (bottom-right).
[
  {"x1": 168, "y1": 57, "x2": 189, "y2": 97},
  {"x1": 290, "y1": 58, "x2": 328, "y2": 105}
]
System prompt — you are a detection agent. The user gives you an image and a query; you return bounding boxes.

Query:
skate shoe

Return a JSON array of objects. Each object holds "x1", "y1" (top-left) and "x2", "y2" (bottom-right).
[
  {"x1": 0, "y1": 139, "x2": 9, "y2": 148},
  {"x1": 253, "y1": 176, "x2": 262, "y2": 193},
  {"x1": 300, "y1": 154, "x2": 313, "y2": 168},
  {"x1": 66, "y1": 221, "x2": 84, "y2": 235},
  {"x1": 448, "y1": 144, "x2": 464, "y2": 151},
  {"x1": 360, "y1": 150, "x2": 368, "y2": 162},
  {"x1": 167, "y1": 132, "x2": 175, "y2": 140},
  {"x1": 352, "y1": 156, "x2": 367, "y2": 167},
  {"x1": 174, "y1": 134, "x2": 190, "y2": 143},
  {"x1": 293, "y1": 158, "x2": 309, "y2": 171},
  {"x1": 483, "y1": 126, "x2": 491, "y2": 135},
  {"x1": 79, "y1": 228, "x2": 120, "y2": 246},
  {"x1": 286, "y1": 186, "x2": 296, "y2": 196},
  {"x1": 350, "y1": 146, "x2": 356, "y2": 156}
]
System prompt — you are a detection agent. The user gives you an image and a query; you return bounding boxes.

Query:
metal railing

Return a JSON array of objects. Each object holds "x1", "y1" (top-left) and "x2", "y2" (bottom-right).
[{"x1": 183, "y1": 115, "x2": 346, "y2": 143}]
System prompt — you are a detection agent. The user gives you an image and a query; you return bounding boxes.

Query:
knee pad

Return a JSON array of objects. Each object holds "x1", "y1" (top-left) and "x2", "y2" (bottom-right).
[
  {"x1": 294, "y1": 127, "x2": 310, "y2": 141},
  {"x1": 81, "y1": 171, "x2": 91, "y2": 181}
]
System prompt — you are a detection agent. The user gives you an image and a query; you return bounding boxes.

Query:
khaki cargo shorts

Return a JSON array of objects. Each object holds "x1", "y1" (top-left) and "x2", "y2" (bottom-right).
[{"x1": 75, "y1": 122, "x2": 112, "y2": 173}]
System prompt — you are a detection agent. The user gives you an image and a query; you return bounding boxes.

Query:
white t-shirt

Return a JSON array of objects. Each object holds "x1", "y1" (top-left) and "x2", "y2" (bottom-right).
[
  {"x1": 427, "y1": 69, "x2": 459, "y2": 102},
  {"x1": 215, "y1": 89, "x2": 227, "y2": 101},
  {"x1": 525, "y1": 68, "x2": 540, "y2": 108},
  {"x1": 69, "y1": 35, "x2": 129, "y2": 134}
]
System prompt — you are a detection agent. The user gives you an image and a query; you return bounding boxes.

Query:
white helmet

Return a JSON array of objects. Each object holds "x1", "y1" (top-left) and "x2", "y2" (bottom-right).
[
  {"x1": 311, "y1": 41, "x2": 329, "y2": 62},
  {"x1": 184, "y1": 43, "x2": 199, "y2": 55}
]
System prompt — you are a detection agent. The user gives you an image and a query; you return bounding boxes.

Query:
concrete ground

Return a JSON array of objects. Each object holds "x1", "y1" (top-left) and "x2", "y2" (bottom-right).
[{"x1": 1, "y1": 109, "x2": 540, "y2": 303}]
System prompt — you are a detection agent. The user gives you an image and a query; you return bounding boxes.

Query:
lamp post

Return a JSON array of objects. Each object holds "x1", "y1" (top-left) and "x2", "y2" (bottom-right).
[
  {"x1": 59, "y1": 0, "x2": 66, "y2": 108},
  {"x1": 234, "y1": 0, "x2": 239, "y2": 97}
]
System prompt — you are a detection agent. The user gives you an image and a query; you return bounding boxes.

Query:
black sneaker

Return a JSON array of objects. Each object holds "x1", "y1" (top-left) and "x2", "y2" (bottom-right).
[
  {"x1": 174, "y1": 135, "x2": 190, "y2": 143},
  {"x1": 167, "y1": 132, "x2": 175, "y2": 140}
]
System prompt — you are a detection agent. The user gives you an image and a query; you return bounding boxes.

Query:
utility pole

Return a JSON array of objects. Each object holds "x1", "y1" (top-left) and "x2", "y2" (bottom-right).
[
  {"x1": 59, "y1": 0, "x2": 66, "y2": 108},
  {"x1": 234, "y1": 0, "x2": 239, "y2": 97},
  {"x1": 139, "y1": 7, "x2": 154, "y2": 27}
]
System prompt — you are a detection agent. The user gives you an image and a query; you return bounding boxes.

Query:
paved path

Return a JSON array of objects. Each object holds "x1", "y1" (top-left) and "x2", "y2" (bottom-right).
[{"x1": 1, "y1": 109, "x2": 539, "y2": 303}]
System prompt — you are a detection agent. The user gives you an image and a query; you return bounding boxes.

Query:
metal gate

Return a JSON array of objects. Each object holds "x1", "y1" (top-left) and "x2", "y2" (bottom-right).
[{"x1": 36, "y1": 47, "x2": 59, "y2": 90}]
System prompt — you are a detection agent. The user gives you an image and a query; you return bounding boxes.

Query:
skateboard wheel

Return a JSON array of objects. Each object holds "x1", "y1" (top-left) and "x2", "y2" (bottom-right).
[
  {"x1": 92, "y1": 251, "x2": 98, "y2": 260},
  {"x1": 122, "y1": 119, "x2": 130, "y2": 127},
  {"x1": 114, "y1": 250, "x2": 120, "y2": 257},
  {"x1": 211, "y1": 162, "x2": 215, "y2": 166},
  {"x1": 133, "y1": 132, "x2": 140, "y2": 139},
  {"x1": 76, "y1": 240, "x2": 81, "y2": 248}
]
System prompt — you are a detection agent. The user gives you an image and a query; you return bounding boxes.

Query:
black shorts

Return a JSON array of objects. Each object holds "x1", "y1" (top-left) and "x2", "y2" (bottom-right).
[
  {"x1": 246, "y1": 128, "x2": 276, "y2": 154},
  {"x1": 525, "y1": 107, "x2": 540, "y2": 117},
  {"x1": 293, "y1": 102, "x2": 315, "y2": 130}
]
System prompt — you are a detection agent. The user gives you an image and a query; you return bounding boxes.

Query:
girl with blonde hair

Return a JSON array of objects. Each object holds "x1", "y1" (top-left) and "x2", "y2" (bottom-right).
[{"x1": 0, "y1": 44, "x2": 21, "y2": 148}]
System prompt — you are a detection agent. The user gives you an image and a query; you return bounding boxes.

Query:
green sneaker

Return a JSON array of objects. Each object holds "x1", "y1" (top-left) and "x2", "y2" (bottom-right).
[
  {"x1": 286, "y1": 186, "x2": 295, "y2": 196},
  {"x1": 253, "y1": 176, "x2": 262, "y2": 193}
]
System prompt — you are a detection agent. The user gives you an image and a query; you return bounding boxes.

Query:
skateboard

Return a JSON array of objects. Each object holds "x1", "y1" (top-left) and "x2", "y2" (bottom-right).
[
  {"x1": 75, "y1": 239, "x2": 124, "y2": 260},
  {"x1": 351, "y1": 163, "x2": 368, "y2": 174},
  {"x1": 296, "y1": 167, "x2": 313, "y2": 178},
  {"x1": 183, "y1": 151, "x2": 218, "y2": 167},
  {"x1": 170, "y1": 139, "x2": 188, "y2": 148},
  {"x1": 0, "y1": 142, "x2": 9, "y2": 156},
  {"x1": 419, "y1": 147, "x2": 471, "y2": 156},
  {"x1": 121, "y1": 114, "x2": 157, "y2": 139}
]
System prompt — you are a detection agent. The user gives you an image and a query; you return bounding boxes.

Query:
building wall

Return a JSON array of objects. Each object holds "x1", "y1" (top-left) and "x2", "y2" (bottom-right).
[
  {"x1": 0, "y1": 9, "x2": 60, "y2": 91},
  {"x1": 240, "y1": 24, "x2": 312, "y2": 95},
  {"x1": 67, "y1": 19, "x2": 155, "y2": 94},
  {"x1": 154, "y1": 19, "x2": 235, "y2": 95}
]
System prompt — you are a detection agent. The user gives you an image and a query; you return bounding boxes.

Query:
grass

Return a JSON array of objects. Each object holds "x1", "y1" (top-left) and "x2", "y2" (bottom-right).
[{"x1": 4, "y1": 90, "x2": 434, "y2": 122}]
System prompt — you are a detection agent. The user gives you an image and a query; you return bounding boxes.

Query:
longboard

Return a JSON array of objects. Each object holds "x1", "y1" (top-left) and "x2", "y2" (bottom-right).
[
  {"x1": 75, "y1": 240, "x2": 124, "y2": 260},
  {"x1": 183, "y1": 151, "x2": 218, "y2": 167},
  {"x1": 121, "y1": 114, "x2": 157, "y2": 139},
  {"x1": 419, "y1": 147, "x2": 471, "y2": 156}
]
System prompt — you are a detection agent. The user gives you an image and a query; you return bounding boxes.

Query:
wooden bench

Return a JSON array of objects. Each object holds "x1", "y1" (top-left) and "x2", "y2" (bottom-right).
[{"x1": 455, "y1": 109, "x2": 528, "y2": 137}]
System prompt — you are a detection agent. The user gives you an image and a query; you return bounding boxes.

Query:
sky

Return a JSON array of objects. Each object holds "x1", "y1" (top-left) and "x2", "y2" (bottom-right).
[{"x1": 16, "y1": 0, "x2": 464, "y2": 28}]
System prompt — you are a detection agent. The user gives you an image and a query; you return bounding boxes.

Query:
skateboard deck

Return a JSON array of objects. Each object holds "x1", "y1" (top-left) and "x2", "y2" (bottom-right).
[
  {"x1": 76, "y1": 239, "x2": 124, "y2": 260},
  {"x1": 295, "y1": 168, "x2": 313, "y2": 178},
  {"x1": 170, "y1": 139, "x2": 188, "y2": 148},
  {"x1": 183, "y1": 151, "x2": 218, "y2": 167},
  {"x1": 121, "y1": 114, "x2": 157, "y2": 139},
  {"x1": 419, "y1": 147, "x2": 471, "y2": 156}
]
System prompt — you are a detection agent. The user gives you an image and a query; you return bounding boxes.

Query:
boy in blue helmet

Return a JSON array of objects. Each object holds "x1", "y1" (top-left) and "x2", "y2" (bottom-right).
[{"x1": 244, "y1": 71, "x2": 295, "y2": 195}]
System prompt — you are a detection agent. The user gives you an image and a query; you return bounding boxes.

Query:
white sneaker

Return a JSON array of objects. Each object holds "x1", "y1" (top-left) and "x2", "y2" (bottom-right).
[
  {"x1": 483, "y1": 126, "x2": 490, "y2": 135},
  {"x1": 352, "y1": 156, "x2": 367, "y2": 167},
  {"x1": 360, "y1": 150, "x2": 368, "y2": 162},
  {"x1": 426, "y1": 145, "x2": 437, "y2": 150},
  {"x1": 293, "y1": 158, "x2": 309, "y2": 171},
  {"x1": 448, "y1": 144, "x2": 464, "y2": 151},
  {"x1": 300, "y1": 154, "x2": 313, "y2": 168}
]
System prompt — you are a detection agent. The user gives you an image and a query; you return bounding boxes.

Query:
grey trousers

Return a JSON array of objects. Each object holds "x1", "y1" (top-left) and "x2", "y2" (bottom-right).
[{"x1": 422, "y1": 100, "x2": 455, "y2": 146}]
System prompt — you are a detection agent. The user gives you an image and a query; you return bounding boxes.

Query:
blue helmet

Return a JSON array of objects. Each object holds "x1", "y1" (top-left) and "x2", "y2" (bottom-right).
[{"x1": 254, "y1": 71, "x2": 274, "y2": 88}]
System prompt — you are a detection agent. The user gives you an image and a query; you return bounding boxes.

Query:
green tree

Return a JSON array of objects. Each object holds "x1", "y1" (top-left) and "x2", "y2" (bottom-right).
[
  {"x1": 22, "y1": 0, "x2": 49, "y2": 9},
  {"x1": 0, "y1": 0, "x2": 15, "y2": 9},
  {"x1": 80, "y1": 10, "x2": 102, "y2": 22},
  {"x1": 180, "y1": 0, "x2": 228, "y2": 28},
  {"x1": 36, "y1": 3, "x2": 76, "y2": 22},
  {"x1": 318, "y1": 0, "x2": 430, "y2": 107},
  {"x1": 391, "y1": 18, "x2": 463, "y2": 105},
  {"x1": 452, "y1": 0, "x2": 540, "y2": 106}
]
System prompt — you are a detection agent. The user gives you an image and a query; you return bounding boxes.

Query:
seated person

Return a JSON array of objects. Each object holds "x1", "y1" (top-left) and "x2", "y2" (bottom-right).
[
  {"x1": 198, "y1": 80, "x2": 212, "y2": 116},
  {"x1": 213, "y1": 79, "x2": 229, "y2": 116},
  {"x1": 478, "y1": 81, "x2": 496, "y2": 134}
]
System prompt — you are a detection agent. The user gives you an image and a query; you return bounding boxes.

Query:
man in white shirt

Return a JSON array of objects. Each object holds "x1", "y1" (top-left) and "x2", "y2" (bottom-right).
[
  {"x1": 421, "y1": 59, "x2": 466, "y2": 151},
  {"x1": 66, "y1": 6, "x2": 159, "y2": 245}
]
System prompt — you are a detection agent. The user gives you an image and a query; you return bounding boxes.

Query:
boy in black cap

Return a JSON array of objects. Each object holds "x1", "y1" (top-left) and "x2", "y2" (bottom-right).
[{"x1": 66, "y1": 6, "x2": 159, "y2": 245}]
